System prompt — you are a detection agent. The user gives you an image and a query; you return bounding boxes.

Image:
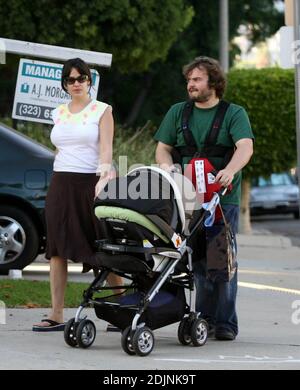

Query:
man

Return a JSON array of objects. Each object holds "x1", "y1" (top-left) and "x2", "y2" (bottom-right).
[{"x1": 154, "y1": 56, "x2": 254, "y2": 340}]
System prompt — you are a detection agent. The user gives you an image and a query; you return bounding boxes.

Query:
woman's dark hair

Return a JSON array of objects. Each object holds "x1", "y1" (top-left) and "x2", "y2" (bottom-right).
[
  {"x1": 182, "y1": 56, "x2": 226, "y2": 98},
  {"x1": 61, "y1": 57, "x2": 92, "y2": 92}
]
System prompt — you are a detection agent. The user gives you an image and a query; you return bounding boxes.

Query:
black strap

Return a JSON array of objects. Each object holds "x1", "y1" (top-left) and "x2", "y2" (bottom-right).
[
  {"x1": 205, "y1": 100, "x2": 230, "y2": 146},
  {"x1": 175, "y1": 100, "x2": 232, "y2": 165},
  {"x1": 177, "y1": 144, "x2": 232, "y2": 159},
  {"x1": 95, "y1": 241, "x2": 176, "y2": 255},
  {"x1": 182, "y1": 99, "x2": 230, "y2": 149},
  {"x1": 181, "y1": 100, "x2": 196, "y2": 147}
]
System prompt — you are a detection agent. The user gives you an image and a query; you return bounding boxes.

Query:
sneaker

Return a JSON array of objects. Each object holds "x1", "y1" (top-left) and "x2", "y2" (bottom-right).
[
  {"x1": 215, "y1": 328, "x2": 236, "y2": 341},
  {"x1": 106, "y1": 324, "x2": 121, "y2": 332}
]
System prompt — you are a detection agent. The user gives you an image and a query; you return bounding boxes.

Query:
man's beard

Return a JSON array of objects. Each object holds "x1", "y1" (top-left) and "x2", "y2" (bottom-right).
[{"x1": 188, "y1": 89, "x2": 213, "y2": 102}]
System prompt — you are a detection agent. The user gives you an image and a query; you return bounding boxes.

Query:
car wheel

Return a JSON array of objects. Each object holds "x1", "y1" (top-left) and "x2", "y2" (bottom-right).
[
  {"x1": 293, "y1": 210, "x2": 300, "y2": 219},
  {"x1": 0, "y1": 205, "x2": 39, "y2": 270}
]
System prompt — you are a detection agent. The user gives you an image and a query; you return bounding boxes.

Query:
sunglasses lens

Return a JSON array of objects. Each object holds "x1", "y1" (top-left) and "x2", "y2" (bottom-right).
[
  {"x1": 65, "y1": 75, "x2": 88, "y2": 85},
  {"x1": 78, "y1": 75, "x2": 88, "y2": 83}
]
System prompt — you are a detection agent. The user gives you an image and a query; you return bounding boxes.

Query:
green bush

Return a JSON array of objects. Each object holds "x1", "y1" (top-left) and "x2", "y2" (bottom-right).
[
  {"x1": 225, "y1": 68, "x2": 296, "y2": 178},
  {"x1": 113, "y1": 121, "x2": 157, "y2": 170}
]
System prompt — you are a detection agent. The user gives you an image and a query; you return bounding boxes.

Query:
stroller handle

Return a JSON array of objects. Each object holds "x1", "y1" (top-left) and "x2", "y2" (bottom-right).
[
  {"x1": 183, "y1": 186, "x2": 227, "y2": 241},
  {"x1": 210, "y1": 169, "x2": 231, "y2": 196}
]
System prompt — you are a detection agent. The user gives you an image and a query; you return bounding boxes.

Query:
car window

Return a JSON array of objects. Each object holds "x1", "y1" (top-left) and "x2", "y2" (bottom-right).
[
  {"x1": 0, "y1": 138, "x2": 24, "y2": 161},
  {"x1": 258, "y1": 173, "x2": 294, "y2": 187}
]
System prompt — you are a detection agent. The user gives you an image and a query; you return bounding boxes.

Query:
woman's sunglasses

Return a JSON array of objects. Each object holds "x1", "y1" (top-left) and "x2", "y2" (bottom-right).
[{"x1": 64, "y1": 74, "x2": 89, "y2": 85}]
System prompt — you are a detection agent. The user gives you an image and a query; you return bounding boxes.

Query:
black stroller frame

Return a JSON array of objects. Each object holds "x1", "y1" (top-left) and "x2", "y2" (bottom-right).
[{"x1": 64, "y1": 167, "x2": 224, "y2": 356}]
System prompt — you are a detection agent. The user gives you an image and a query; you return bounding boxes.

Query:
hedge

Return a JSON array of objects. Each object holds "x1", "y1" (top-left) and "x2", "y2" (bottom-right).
[{"x1": 225, "y1": 68, "x2": 296, "y2": 178}]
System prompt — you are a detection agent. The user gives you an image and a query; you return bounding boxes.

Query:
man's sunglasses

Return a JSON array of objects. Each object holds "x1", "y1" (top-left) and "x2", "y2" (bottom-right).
[{"x1": 64, "y1": 75, "x2": 89, "y2": 85}]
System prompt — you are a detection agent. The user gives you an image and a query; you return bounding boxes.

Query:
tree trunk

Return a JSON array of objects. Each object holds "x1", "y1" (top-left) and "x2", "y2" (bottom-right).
[
  {"x1": 125, "y1": 73, "x2": 153, "y2": 126},
  {"x1": 239, "y1": 178, "x2": 252, "y2": 234}
]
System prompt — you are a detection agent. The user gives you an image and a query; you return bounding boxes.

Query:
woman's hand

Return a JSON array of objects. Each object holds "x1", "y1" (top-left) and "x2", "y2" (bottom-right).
[{"x1": 95, "y1": 170, "x2": 116, "y2": 199}]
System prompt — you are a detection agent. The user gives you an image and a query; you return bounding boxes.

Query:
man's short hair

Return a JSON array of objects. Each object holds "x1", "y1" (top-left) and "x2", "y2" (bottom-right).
[{"x1": 182, "y1": 56, "x2": 226, "y2": 98}]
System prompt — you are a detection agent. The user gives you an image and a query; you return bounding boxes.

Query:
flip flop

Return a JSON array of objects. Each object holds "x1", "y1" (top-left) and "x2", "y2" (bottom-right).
[{"x1": 32, "y1": 319, "x2": 65, "y2": 332}]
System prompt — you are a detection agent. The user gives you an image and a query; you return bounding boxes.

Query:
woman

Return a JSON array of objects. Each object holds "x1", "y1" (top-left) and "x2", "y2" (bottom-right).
[{"x1": 33, "y1": 58, "x2": 123, "y2": 331}]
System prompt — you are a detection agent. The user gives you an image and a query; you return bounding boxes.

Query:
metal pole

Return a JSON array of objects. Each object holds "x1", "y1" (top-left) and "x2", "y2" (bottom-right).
[
  {"x1": 293, "y1": 0, "x2": 300, "y2": 215},
  {"x1": 219, "y1": 0, "x2": 229, "y2": 72}
]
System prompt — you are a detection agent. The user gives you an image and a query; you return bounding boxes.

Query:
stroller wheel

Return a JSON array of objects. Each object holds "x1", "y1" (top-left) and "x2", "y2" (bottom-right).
[
  {"x1": 64, "y1": 318, "x2": 78, "y2": 347},
  {"x1": 132, "y1": 326, "x2": 154, "y2": 357},
  {"x1": 190, "y1": 318, "x2": 208, "y2": 346},
  {"x1": 76, "y1": 319, "x2": 96, "y2": 349},
  {"x1": 178, "y1": 317, "x2": 192, "y2": 345},
  {"x1": 121, "y1": 326, "x2": 136, "y2": 356}
]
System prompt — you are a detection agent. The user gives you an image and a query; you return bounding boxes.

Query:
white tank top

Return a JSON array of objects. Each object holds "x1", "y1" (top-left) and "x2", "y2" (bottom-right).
[{"x1": 50, "y1": 99, "x2": 109, "y2": 173}]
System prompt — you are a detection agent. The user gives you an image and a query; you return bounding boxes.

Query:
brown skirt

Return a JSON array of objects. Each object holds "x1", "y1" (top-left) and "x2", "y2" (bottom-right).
[{"x1": 45, "y1": 172, "x2": 102, "y2": 266}]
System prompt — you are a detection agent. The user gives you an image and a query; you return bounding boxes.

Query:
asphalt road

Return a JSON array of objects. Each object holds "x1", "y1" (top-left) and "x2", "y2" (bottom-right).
[{"x1": 251, "y1": 213, "x2": 300, "y2": 247}]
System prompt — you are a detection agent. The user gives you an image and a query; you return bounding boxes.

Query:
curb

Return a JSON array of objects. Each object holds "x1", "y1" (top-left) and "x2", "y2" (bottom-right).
[{"x1": 237, "y1": 234, "x2": 292, "y2": 249}]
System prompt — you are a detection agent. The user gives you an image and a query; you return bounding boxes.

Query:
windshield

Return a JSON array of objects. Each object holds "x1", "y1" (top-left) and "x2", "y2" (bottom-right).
[{"x1": 255, "y1": 173, "x2": 295, "y2": 187}]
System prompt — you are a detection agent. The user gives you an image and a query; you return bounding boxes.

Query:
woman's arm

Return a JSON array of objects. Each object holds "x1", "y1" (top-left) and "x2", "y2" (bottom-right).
[
  {"x1": 98, "y1": 106, "x2": 114, "y2": 176},
  {"x1": 95, "y1": 106, "x2": 115, "y2": 197}
]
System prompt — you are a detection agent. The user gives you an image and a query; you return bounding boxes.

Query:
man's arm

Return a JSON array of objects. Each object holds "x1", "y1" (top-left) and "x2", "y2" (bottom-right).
[
  {"x1": 215, "y1": 138, "x2": 253, "y2": 187},
  {"x1": 155, "y1": 141, "x2": 177, "y2": 172}
]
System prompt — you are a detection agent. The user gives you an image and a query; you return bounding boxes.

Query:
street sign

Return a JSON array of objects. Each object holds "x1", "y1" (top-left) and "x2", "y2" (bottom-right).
[
  {"x1": 279, "y1": 26, "x2": 294, "y2": 69},
  {"x1": 12, "y1": 58, "x2": 100, "y2": 124}
]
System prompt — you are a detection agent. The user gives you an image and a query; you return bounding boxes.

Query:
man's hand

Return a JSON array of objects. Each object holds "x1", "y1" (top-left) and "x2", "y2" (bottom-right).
[
  {"x1": 215, "y1": 138, "x2": 253, "y2": 187},
  {"x1": 215, "y1": 168, "x2": 235, "y2": 187}
]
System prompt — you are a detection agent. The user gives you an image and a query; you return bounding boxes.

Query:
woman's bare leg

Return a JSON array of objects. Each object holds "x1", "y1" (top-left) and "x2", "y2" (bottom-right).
[
  {"x1": 33, "y1": 256, "x2": 67, "y2": 326},
  {"x1": 49, "y1": 256, "x2": 68, "y2": 322},
  {"x1": 107, "y1": 273, "x2": 124, "y2": 295}
]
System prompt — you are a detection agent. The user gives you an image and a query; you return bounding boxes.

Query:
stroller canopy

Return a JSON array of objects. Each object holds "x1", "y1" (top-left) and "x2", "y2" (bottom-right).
[{"x1": 95, "y1": 166, "x2": 186, "y2": 233}]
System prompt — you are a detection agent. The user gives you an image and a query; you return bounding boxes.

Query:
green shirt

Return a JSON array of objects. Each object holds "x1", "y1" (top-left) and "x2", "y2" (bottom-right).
[{"x1": 154, "y1": 101, "x2": 254, "y2": 205}]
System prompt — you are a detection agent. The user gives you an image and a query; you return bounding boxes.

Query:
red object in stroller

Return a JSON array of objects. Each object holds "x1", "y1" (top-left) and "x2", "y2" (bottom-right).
[{"x1": 63, "y1": 166, "x2": 221, "y2": 356}]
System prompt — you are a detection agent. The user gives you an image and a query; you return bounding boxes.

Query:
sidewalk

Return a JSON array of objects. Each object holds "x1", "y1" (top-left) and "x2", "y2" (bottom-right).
[
  {"x1": 237, "y1": 231, "x2": 292, "y2": 249},
  {"x1": 1, "y1": 231, "x2": 300, "y2": 370}
]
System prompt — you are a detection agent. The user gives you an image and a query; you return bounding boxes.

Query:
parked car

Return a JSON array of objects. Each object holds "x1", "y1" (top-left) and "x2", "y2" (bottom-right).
[
  {"x1": 0, "y1": 122, "x2": 54, "y2": 271},
  {"x1": 250, "y1": 172, "x2": 300, "y2": 219}
]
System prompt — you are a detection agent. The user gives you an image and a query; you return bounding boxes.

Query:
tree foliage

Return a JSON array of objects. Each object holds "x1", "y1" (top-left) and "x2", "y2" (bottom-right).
[
  {"x1": 0, "y1": 0, "x2": 194, "y2": 72},
  {"x1": 124, "y1": 0, "x2": 284, "y2": 125},
  {"x1": 0, "y1": 0, "x2": 285, "y2": 126}
]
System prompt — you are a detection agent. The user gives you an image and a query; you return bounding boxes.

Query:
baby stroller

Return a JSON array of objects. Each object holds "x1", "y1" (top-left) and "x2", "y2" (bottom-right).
[{"x1": 64, "y1": 166, "x2": 222, "y2": 356}]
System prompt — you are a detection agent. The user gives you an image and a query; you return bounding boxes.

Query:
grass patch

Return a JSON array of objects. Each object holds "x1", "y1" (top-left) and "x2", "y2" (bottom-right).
[{"x1": 0, "y1": 279, "x2": 112, "y2": 308}]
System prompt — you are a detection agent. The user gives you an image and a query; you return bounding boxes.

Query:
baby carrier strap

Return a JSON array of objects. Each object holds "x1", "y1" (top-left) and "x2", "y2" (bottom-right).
[
  {"x1": 204, "y1": 100, "x2": 230, "y2": 146},
  {"x1": 172, "y1": 100, "x2": 234, "y2": 167}
]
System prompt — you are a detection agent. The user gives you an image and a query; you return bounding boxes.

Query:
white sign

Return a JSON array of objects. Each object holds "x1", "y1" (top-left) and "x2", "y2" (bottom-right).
[
  {"x1": 12, "y1": 59, "x2": 100, "y2": 124},
  {"x1": 195, "y1": 159, "x2": 206, "y2": 194},
  {"x1": 279, "y1": 26, "x2": 294, "y2": 69}
]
